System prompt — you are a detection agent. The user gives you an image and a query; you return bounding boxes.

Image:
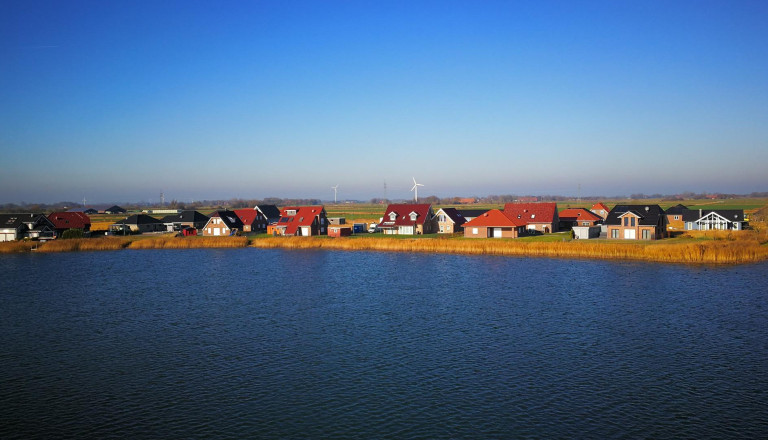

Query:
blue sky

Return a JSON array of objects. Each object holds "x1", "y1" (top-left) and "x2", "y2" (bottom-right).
[{"x1": 2, "y1": 1, "x2": 767, "y2": 203}]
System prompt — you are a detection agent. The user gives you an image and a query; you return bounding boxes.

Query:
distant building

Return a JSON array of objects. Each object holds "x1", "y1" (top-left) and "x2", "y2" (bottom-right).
[
  {"x1": 434, "y1": 208, "x2": 467, "y2": 234},
  {"x1": 271, "y1": 206, "x2": 328, "y2": 236},
  {"x1": 110, "y1": 214, "x2": 164, "y2": 234}
]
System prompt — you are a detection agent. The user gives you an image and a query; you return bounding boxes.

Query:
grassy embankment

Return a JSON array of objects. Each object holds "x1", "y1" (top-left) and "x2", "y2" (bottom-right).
[
  {"x1": 0, "y1": 235, "x2": 248, "y2": 253},
  {"x1": 248, "y1": 227, "x2": 768, "y2": 265}
]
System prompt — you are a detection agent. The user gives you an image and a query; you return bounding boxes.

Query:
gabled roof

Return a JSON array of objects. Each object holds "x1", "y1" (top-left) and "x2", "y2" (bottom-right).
[
  {"x1": 591, "y1": 202, "x2": 610, "y2": 213},
  {"x1": 605, "y1": 205, "x2": 665, "y2": 226},
  {"x1": 0, "y1": 213, "x2": 52, "y2": 229},
  {"x1": 682, "y1": 209, "x2": 744, "y2": 222},
  {"x1": 436, "y1": 208, "x2": 466, "y2": 226},
  {"x1": 255, "y1": 205, "x2": 281, "y2": 220},
  {"x1": 558, "y1": 208, "x2": 601, "y2": 223},
  {"x1": 378, "y1": 204, "x2": 433, "y2": 228},
  {"x1": 115, "y1": 214, "x2": 162, "y2": 225},
  {"x1": 105, "y1": 205, "x2": 126, "y2": 213},
  {"x1": 665, "y1": 204, "x2": 688, "y2": 215},
  {"x1": 233, "y1": 209, "x2": 259, "y2": 226},
  {"x1": 463, "y1": 209, "x2": 527, "y2": 228},
  {"x1": 48, "y1": 212, "x2": 91, "y2": 229},
  {"x1": 503, "y1": 203, "x2": 558, "y2": 224},
  {"x1": 210, "y1": 210, "x2": 245, "y2": 229},
  {"x1": 277, "y1": 206, "x2": 326, "y2": 235},
  {"x1": 160, "y1": 210, "x2": 209, "y2": 224}
]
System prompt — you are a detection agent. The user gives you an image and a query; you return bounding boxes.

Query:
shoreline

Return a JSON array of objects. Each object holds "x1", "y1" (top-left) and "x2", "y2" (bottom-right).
[{"x1": 2, "y1": 234, "x2": 767, "y2": 265}]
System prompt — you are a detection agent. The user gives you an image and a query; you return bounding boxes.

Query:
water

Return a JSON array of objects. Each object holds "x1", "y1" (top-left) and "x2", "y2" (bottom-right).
[{"x1": 1, "y1": 249, "x2": 767, "y2": 439}]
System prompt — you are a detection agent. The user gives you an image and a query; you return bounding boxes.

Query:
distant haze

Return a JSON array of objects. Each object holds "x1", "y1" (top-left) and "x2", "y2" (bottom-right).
[{"x1": 1, "y1": 1, "x2": 767, "y2": 204}]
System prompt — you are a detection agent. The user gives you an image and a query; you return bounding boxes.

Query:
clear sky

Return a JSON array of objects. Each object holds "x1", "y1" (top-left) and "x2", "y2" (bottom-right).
[{"x1": 2, "y1": 0, "x2": 767, "y2": 203}]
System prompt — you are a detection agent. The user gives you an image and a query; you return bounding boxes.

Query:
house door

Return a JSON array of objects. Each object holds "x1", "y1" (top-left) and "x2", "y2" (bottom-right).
[
  {"x1": 301, "y1": 226, "x2": 310, "y2": 236},
  {"x1": 214, "y1": 228, "x2": 220, "y2": 236},
  {"x1": 624, "y1": 229, "x2": 636, "y2": 239},
  {"x1": 493, "y1": 228, "x2": 503, "y2": 238}
]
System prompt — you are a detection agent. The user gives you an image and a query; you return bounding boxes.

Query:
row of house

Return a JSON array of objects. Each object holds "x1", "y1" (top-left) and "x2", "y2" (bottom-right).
[
  {"x1": 375, "y1": 201, "x2": 746, "y2": 240},
  {"x1": 0, "y1": 201, "x2": 748, "y2": 242}
]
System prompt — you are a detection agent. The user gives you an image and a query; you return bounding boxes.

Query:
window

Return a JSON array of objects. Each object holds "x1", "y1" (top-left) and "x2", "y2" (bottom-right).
[
  {"x1": 389, "y1": 212, "x2": 397, "y2": 221},
  {"x1": 631, "y1": 217, "x2": 635, "y2": 227},
  {"x1": 611, "y1": 229, "x2": 619, "y2": 238},
  {"x1": 439, "y1": 225, "x2": 444, "y2": 233},
  {"x1": 410, "y1": 213, "x2": 418, "y2": 221},
  {"x1": 472, "y1": 228, "x2": 478, "y2": 235},
  {"x1": 642, "y1": 229, "x2": 650, "y2": 239},
  {"x1": 623, "y1": 217, "x2": 628, "y2": 227},
  {"x1": 674, "y1": 215, "x2": 680, "y2": 220}
]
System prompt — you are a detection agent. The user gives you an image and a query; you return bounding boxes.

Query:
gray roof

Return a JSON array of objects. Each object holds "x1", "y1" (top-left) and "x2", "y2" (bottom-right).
[
  {"x1": 160, "y1": 210, "x2": 209, "y2": 223},
  {"x1": 256, "y1": 205, "x2": 281, "y2": 220},
  {"x1": 0, "y1": 213, "x2": 51, "y2": 229},
  {"x1": 605, "y1": 205, "x2": 665, "y2": 226},
  {"x1": 664, "y1": 204, "x2": 688, "y2": 215},
  {"x1": 438, "y1": 207, "x2": 467, "y2": 225},
  {"x1": 115, "y1": 214, "x2": 162, "y2": 225}
]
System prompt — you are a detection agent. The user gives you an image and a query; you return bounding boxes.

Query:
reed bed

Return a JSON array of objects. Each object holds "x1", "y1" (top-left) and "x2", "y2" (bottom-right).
[
  {"x1": 127, "y1": 235, "x2": 249, "y2": 249},
  {"x1": 36, "y1": 237, "x2": 131, "y2": 252},
  {"x1": 0, "y1": 240, "x2": 39, "y2": 253},
  {"x1": 250, "y1": 235, "x2": 768, "y2": 264}
]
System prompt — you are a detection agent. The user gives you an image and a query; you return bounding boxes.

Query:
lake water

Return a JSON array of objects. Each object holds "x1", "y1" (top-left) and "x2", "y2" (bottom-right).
[{"x1": 1, "y1": 249, "x2": 767, "y2": 439}]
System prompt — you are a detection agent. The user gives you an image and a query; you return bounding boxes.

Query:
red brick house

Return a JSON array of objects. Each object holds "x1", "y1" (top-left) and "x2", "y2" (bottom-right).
[
  {"x1": 462, "y1": 209, "x2": 527, "y2": 238},
  {"x1": 377, "y1": 204, "x2": 436, "y2": 235},
  {"x1": 202, "y1": 210, "x2": 244, "y2": 236},
  {"x1": 503, "y1": 203, "x2": 559, "y2": 233},
  {"x1": 605, "y1": 205, "x2": 666, "y2": 240}
]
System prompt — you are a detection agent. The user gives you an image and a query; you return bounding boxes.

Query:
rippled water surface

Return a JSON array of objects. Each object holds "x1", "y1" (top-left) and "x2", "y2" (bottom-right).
[{"x1": 2, "y1": 249, "x2": 767, "y2": 438}]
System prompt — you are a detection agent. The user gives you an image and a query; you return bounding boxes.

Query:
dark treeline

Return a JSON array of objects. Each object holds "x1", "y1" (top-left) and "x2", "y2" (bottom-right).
[{"x1": 2, "y1": 192, "x2": 767, "y2": 213}]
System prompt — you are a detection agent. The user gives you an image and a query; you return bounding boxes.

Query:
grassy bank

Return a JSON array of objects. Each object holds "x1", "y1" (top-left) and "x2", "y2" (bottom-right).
[
  {"x1": 250, "y1": 231, "x2": 768, "y2": 265},
  {"x1": 2, "y1": 228, "x2": 766, "y2": 264}
]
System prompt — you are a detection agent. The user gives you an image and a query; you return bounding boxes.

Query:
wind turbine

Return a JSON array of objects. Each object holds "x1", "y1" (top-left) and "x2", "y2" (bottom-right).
[
  {"x1": 331, "y1": 185, "x2": 339, "y2": 204},
  {"x1": 411, "y1": 177, "x2": 424, "y2": 202}
]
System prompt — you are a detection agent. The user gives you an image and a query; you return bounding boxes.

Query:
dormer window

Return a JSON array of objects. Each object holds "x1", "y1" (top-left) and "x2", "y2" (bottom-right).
[
  {"x1": 409, "y1": 212, "x2": 418, "y2": 221},
  {"x1": 389, "y1": 212, "x2": 397, "y2": 221},
  {"x1": 531, "y1": 214, "x2": 535, "y2": 219},
  {"x1": 287, "y1": 209, "x2": 297, "y2": 216}
]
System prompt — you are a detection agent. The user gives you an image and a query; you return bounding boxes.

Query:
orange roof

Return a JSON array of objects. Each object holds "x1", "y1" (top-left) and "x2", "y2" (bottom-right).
[
  {"x1": 558, "y1": 208, "x2": 601, "y2": 222},
  {"x1": 503, "y1": 203, "x2": 558, "y2": 223},
  {"x1": 462, "y1": 209, "x2": 527, "y2": 228},
  {"x1": 591, "y1": 202, "x2": 609, "y2": 212}
]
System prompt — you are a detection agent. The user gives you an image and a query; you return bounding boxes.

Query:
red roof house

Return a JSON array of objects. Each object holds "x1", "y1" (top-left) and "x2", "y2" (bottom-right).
[
  {"x1": 503, "y1": 203, "x2": 560, "y2": 233},
  {"x1": 47, "y1": 212, "x2": 91, "y2": 235},
  {"x1": 272, "y1": 206, "x2": 328, "y2": 236},
  {"x1": 377, "y1": 204, "x2": 436, "y2": 235},
  {"x1": 462, "y1": 209, "x2": 528, "y2": 238},
  {"x1": 558, "y1": 208, "x2": 602, "y2": 229}
]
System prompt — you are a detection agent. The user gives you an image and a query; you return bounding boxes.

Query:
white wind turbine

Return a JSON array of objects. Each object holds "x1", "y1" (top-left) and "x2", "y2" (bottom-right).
[
  {"x1": 331, "y1": 184, "x2": 339, "y2": 204},
  {"x1": 411, "y1": 177, "x2": 424, "y2": 202}
]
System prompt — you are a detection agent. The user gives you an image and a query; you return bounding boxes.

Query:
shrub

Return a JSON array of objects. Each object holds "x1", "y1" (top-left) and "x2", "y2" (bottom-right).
[{"x1": 61, "y1": 228, "x2": 84, "y2": 239}]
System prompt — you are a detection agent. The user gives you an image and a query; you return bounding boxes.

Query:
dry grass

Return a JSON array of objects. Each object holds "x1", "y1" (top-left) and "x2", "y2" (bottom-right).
[
  {"x1": 249, "y1": 234, "x2": 768, "y2": 264},
  {"x1": 127, "y1": 235, "x2": 248, "y2": 249},
  {"x1": 37, "y1": 237, "x2": 131, "y2": 252},
  {"x1": 0, "y1": 240, "x2": 39, "y2": 253}
]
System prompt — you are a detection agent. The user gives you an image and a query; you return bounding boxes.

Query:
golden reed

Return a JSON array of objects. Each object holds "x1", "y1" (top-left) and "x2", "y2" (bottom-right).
[{"x1": 249, "y1": 235, "x2": 768, "y2": 264}]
